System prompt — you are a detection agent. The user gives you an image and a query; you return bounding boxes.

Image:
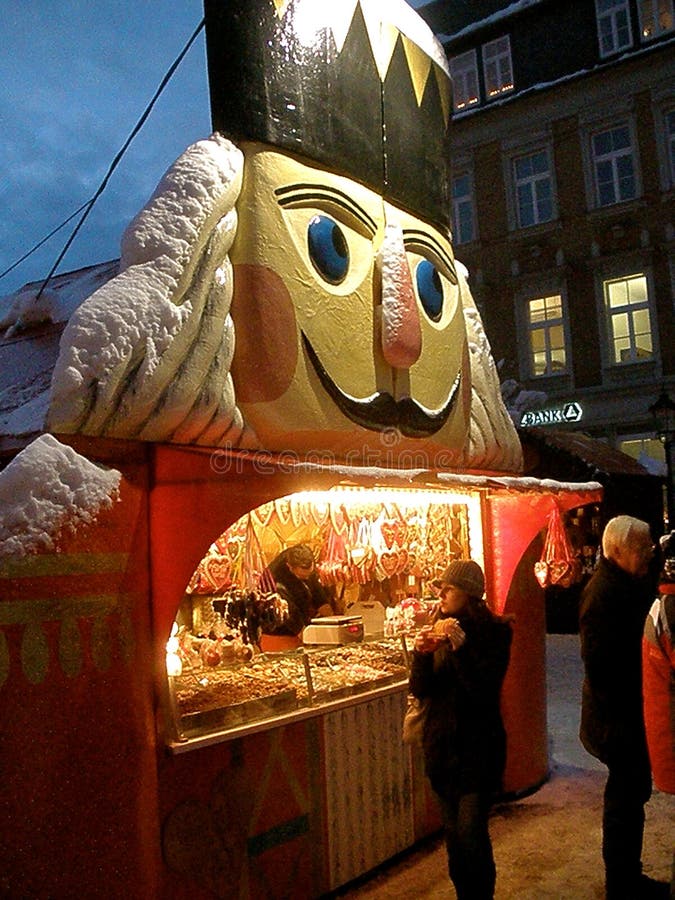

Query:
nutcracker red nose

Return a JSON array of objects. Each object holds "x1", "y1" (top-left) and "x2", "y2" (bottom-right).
[{"x1": 379, "y1": 223, "x2": 422, "y2": 370}]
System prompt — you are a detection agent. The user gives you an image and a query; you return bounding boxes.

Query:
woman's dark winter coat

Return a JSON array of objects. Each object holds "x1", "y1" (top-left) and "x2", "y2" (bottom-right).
[
  {"x1": 409, "y1": 604, "x2": 512, "y2": 799},
  {"x1": 579, "y1": 555, "x2": 653, "y2": 763}
]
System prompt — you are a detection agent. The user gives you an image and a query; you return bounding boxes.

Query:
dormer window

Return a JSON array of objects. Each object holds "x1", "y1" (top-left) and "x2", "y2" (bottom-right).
[
  {"x1": 450, "y1": 50, "x2": 480, "y2": 111},
  {"x1": 596, "y1": 0, "x2": 633, "y2": 56},
  {"x1": 482, "y1": 36, "x2": 514, "y2": 98}
]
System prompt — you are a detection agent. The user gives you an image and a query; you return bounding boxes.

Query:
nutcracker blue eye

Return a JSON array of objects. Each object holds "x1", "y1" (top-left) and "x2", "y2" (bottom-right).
[
  {"x1": 416, "y1": 259, "x2": 444, "y2": 321},
  {"x1": 307, "y1": 215, "x2": 349, "y2": 284}
]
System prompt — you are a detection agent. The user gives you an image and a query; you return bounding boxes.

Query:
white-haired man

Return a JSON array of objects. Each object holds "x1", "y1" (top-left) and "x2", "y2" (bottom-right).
[{"x1": 579, "y1": 515, "x2": 667, "y2": 899}]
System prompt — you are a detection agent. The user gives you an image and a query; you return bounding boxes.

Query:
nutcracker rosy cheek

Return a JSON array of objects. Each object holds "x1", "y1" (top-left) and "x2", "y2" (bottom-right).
[{"x1": 230, "y1": 263, "x2": 298, "y2": 404}]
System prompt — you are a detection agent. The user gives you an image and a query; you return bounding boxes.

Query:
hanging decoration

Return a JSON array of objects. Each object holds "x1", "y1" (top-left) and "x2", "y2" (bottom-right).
[
  {"x1": 534, "y1": 505, "x2": 581, "y2": 589},
  {"x1": 185, "y1": 494, "x2": 471, "y2": 596}
]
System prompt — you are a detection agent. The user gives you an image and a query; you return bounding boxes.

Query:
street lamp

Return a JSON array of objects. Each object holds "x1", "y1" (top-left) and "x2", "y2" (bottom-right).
[{"x1": 648, "y1": 388, "x2": 675, "y2": 529}]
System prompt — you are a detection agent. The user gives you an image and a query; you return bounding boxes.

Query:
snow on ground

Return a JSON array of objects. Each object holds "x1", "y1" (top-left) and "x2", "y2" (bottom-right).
[{"x1": 0, "y1": 434, "x2": 121, "y2": 559}]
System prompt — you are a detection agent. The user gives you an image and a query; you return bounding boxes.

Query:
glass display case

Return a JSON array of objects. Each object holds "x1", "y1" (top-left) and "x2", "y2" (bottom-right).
[{"x1": 169, "y1": 637, "x2": 410, "y2": 740}]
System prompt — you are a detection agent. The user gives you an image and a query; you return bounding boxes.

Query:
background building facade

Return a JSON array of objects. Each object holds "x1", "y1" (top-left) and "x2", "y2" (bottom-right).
[{"x1": 420, "y1": 0, "x2": 674, "y2": 488}]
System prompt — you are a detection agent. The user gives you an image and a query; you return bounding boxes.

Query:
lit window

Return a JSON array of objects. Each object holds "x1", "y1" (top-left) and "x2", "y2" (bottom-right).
[
  {"x1": 482, "y1": 36, "x2": 514, "y2": 98},
  {"x1": 527, "y1": 294, "x2": 568, "y2": 377},
  {"x1": 591, "y1": 124, "x2": 637, "y2": 206},
  {"x1": 513, "y1": 150, "x2": 554, "y2": 228},
  {"x1": 595, "y1": 0, "x2": 633, "y2": 55},
  {"x1": 452, "y1": 174, "x2": 475, "y2": 244},
  {"x1": 604, "y1": 273, "x2": 654, "y2": 364},
  {"x1": 619, "y1": 435, "x2": 665, "y2": 467},
  {"x1": 638, "y1": 0, "x2": 674, "y2": 38},
  {"x1": 450, "y1": 50, "x2": 480, "y2": 111}
]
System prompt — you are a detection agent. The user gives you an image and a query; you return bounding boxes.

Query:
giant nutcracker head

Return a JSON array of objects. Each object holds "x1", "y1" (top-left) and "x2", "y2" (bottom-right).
[
  {"x1": 46, "y1": 0, "x2": 521, "y2": 472},
  {"x1": 208, "y1": 0, "x2": 469, "y2": 458}
]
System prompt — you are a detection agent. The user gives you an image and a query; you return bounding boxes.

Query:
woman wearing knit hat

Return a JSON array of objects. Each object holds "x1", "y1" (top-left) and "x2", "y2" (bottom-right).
[{"x1": 409, "y1": 559, "x2": 513, "y2": 899}]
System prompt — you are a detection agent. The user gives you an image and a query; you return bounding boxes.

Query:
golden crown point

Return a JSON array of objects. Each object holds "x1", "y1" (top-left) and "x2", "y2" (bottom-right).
[{"x1": 273, "y1": 0, "x2": 448, "y2": 92}]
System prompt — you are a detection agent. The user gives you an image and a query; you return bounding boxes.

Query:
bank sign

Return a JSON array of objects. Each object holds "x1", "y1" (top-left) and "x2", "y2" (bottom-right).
[{"x1": 520, "y1": 401, "x2": 583, "y2": 427}]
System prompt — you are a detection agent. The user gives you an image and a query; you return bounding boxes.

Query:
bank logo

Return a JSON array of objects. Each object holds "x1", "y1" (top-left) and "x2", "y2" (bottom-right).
[{"x1": 520, "y1": 401, "x2": 583, "y2": 427}]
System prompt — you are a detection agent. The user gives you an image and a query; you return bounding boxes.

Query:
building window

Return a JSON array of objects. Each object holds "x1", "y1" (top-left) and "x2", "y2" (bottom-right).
[
  {"x1": 526, "y1": 294, "x2": 568, "y2": 376},
  {"x1": 667, "y1": 109, "x2": 675, "y2": 184},
  {"x1": 638, "y1": 0, "x2": 674, "y2": 39},
  {"x1": 513, "y1": 150, "x2": 554, "y2": 228},
  {"x1": 604, "y1": 273, "x2": 654, "y2": 363},
  {"x1": 481, "y1": 36, "x2": 514, "y2": 98},
  {"x1": 595, "y1": 0, "x2": 633, "y2": 56},
  {"x1": 618, "y1": 435, "x2": 666, "y2": 472},
  {"x1": 450, "y1": 50, "x2": 480, "y2": 111},
  {"x1": 452, "y1": 174, "x2": 475, "y2": 244},
  {"x1": 591, "y1": 124, "x2": 637, "y2": 206}
]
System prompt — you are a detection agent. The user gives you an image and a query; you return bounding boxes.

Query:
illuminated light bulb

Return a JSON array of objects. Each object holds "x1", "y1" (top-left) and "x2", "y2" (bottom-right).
[{"x1": 166, "y1": 653, "x2": 182, "y2": 677}]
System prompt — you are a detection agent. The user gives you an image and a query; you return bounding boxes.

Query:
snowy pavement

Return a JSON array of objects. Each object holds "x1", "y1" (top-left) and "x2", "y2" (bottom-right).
[{"x1": 330, "y1": 634, "x2": 674, "y2": 899}]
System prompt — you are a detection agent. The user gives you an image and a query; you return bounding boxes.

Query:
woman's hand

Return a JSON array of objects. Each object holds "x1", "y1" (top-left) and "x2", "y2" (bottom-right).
[
  {"x1": 414, "y1": 627, "x2": 444, "y2": 654},
  {"x1": 442, "y1": 618, "x2": 466, "y2": 651},
  {"x1": 414, "y1": 619, "x2": 466, "y2": 653}
]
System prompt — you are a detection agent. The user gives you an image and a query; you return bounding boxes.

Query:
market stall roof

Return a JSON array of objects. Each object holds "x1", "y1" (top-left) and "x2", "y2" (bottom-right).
[
  {"x1": 519, "y1": 426, "x2": 662, "y2": 532},
  {"x1": 520, "y1": 427, "x2": 655, "y2": 479},
  {"x1": 0, "y1": 260, "x2": 119, "y2": 454}
]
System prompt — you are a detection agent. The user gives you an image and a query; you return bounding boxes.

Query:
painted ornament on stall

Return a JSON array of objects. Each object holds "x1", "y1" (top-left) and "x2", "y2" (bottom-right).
[{"x1": 47, "y1": 0, "x2": 521, "y2": 473}]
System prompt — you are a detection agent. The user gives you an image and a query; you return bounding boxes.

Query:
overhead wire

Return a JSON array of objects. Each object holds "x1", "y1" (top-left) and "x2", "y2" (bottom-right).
[
  {"x1": 0, "y1": 200, "x2": 91, "y2": 283},
  {"x1": 1, "y1": 17, "x2": 205, "y2": 298}
]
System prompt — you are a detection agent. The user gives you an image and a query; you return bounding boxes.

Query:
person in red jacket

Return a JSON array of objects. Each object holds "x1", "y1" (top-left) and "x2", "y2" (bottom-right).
[{"x1": 642, "y1": 531, "x2": 675, "y2": 795}]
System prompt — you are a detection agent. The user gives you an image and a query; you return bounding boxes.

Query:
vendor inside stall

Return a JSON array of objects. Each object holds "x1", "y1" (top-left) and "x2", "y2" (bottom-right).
[{"x1": 266, "y1": 544, "x2": 335, "y2": 636}]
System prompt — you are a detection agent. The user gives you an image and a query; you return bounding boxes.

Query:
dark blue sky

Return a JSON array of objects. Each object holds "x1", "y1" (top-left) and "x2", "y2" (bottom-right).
[{"x1": 1, "y1": 0, "x2": 430, "y2": 297}]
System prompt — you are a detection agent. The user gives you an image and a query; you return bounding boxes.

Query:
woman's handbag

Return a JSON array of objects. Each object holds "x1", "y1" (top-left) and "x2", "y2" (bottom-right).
[{"x1": 402, "y1": 695, "x2": 430, "y2": 745}]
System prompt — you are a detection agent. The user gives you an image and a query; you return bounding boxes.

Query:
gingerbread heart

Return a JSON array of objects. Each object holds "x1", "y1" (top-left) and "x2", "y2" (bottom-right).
[
  {"x1": 381, "y1": 519, "x2": 398, "y2": 549},
  {"x1": 227, "y1": 538, "x2": 243, "y2": 561},
  {"x1": 380, "y1": 551, "x2": 399, "y2": 577},
  {"x1": 202, "y1": 553, "x2": 232, "y2": 591},
  {"x1": 396, "y1": 547, "x2": 409, "y2": 574}
]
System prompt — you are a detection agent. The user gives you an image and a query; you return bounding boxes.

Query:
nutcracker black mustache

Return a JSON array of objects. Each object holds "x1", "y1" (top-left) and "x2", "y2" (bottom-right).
[{"x1": 302, "y1": 333, "x2": 461, "y2": 439}]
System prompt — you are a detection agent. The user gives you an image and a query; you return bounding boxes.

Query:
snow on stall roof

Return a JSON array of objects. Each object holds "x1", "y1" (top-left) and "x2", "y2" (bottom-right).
[
  {"x1": 0, "y1": 434, "x2": 121, "y2": 560},
  {"x1": 0, "y1": 260, "x2": 119, "y2": 438},
  {"x1": 0, "y1": 259, "x2": 120, "y2": 330},
  {"x1": 522, "y1": 427, "x2": 657, "y2": 478},
  {"x1": 205, "y1": 449, "x2": 601, "y2": 495}
]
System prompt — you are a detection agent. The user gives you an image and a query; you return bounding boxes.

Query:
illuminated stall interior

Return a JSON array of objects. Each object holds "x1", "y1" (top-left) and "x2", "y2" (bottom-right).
[{"x1": 165, "y1": 484, "x2": 483, "y2": 741}]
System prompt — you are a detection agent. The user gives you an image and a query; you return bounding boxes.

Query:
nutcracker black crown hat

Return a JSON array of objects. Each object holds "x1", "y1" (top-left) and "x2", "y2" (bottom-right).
[{"x1": 203, "y1": 0, "x2": 453, "y2": 230}]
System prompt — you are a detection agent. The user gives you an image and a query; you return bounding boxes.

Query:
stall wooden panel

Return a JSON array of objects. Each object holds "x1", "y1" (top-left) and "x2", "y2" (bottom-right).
[
  {"x1": 159, "y1": 718, "x2": 326, "y2": 899},
  {"x1": 323, "y1": 691, "x2": 414, "y2": 890},
  {"x1": 159, "y1": 687, "x2": 439, "y2": 899}
]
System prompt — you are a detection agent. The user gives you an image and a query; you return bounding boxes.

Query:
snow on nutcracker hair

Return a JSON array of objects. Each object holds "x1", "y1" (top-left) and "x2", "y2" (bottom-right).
[{"x1": 203, "y1": 0, "x2": 453, "y2": 230}]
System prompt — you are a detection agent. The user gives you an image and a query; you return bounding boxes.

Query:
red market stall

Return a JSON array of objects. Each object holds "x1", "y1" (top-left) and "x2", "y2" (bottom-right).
[{"x1": 0, "y1": 441, "x2": 601, "y2": 898}]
